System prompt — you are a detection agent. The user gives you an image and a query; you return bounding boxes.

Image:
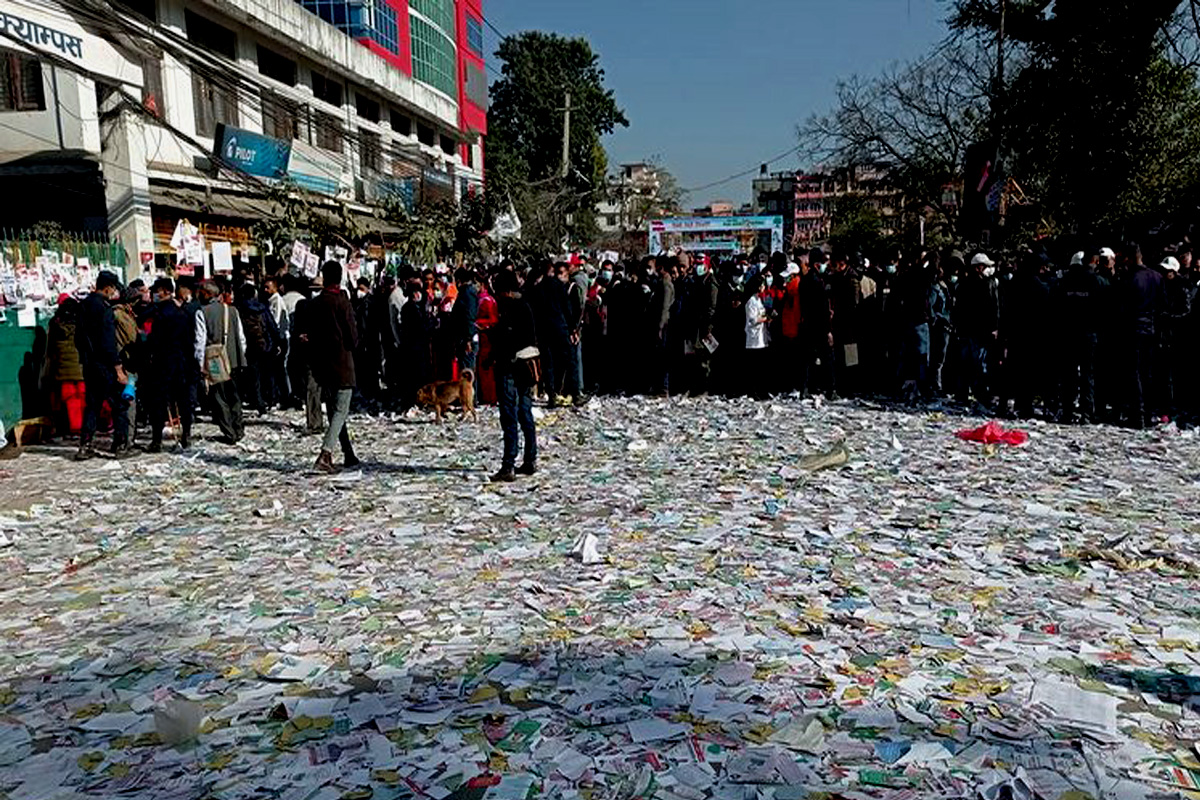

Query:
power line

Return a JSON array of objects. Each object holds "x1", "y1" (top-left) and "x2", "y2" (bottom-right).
[
  {"x1": 679, "y1": 145, "x2": 804, "y2": 196},
  {"x1": 480, "y1": 13, "x2": 506, "y2": 40}
]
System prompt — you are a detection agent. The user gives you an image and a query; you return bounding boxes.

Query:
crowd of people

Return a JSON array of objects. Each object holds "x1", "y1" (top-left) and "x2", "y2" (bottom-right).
[{"x1": 37, "y1": 237, "x2": 1197, "y2": 477}]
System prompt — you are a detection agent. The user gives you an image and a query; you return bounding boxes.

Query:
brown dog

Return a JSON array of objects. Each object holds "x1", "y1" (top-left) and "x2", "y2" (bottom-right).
[{"x1": 415, "y1": 369, "x2": 477, "y2": 423}]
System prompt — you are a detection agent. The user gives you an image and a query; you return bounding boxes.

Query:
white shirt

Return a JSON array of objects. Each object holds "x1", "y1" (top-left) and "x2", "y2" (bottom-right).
[{"x1": 745, "y1": 295, "x2": 768, "y2": 350}]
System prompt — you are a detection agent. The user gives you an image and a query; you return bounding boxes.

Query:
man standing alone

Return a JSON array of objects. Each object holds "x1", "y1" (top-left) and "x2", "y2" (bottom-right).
[
  {"x1": 308, "y1": 261, "x2": 360, "y2": 473},
  {"x1": 489, "y1": 269, "x2": 538, "y2": 482}
]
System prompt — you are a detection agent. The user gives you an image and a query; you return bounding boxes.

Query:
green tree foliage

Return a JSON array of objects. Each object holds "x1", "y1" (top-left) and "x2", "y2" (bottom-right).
[
  {"x1": 949, "y1": 0, "x2": 1200, "y2": 236},
  {"x1": 488, "y1": 32, "x2": 628, "y2": 253},
  {"x1": 828, "y1": 195, "x2": 886, "y2": 258}
]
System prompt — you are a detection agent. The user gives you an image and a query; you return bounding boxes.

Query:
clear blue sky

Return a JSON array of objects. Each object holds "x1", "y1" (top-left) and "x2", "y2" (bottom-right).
[{"x1": 483, "y1": 0, "x2": 949, "y2": 207}]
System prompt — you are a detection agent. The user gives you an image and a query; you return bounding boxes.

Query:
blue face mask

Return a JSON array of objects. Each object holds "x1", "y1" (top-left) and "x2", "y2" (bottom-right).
[
  {"x1": 601, "y1": 270, "x2": 613, "y2": 282},
  {"x1": 695, "y1": 266, "x2": 707, "y2": 277},
  {"x1": 949, "y1": 275, "x2": 959, "y2": 284},
  {"x1": 818, "y1": 263, "x2": 828, "y2": 274},
  {"x1": 764, "y1": 275, "x2": 774, "y2": 287},
  {"x1": 885, "y1": 265, "x2": 898, "y2": 275}
]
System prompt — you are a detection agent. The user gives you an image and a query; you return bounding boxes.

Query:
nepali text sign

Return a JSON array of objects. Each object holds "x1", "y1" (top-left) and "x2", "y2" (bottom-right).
[
  {"x1": 648, "y1": 215, "x2": 784, "y2": 255},
  {"x1": 214, "y1": 124, "x2": 291, "y2": 180},
  {"x1": 0, "y1": 0, "x2": 141, "y2": 87}
]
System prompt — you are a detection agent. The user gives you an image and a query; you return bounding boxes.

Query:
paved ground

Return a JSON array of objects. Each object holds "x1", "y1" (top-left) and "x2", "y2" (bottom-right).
[{"x1": 1, "y1": 397, "x2": 1199, "y2": 799}]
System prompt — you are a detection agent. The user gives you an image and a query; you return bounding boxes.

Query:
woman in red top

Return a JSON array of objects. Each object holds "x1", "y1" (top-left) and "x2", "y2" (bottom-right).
[{"x1": 475, "y1": 277, "x2": 500, "y2": 404}]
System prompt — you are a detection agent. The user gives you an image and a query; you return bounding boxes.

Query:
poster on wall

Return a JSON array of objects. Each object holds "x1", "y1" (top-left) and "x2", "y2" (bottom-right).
[
  {"x1": 16, "y1": 264, "x2": 49, "y2": 302},
  {"x1": 289, "y1": 241, "x2": 310, "y2": 271},
  {"x1": 211, "y1": 241, "x2": 234, "y2": 275}
]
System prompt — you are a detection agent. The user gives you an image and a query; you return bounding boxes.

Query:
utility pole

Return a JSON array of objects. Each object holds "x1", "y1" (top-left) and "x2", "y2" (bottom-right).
[
  {"x1": 994, "y1": 0, "x2": 1007, "y2": 241},
  {"x1": 561, "y1": 90, "x2": 571, "y2": 179}
]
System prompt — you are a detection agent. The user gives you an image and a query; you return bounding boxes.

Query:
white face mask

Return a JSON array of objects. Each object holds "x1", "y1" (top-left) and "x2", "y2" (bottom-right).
[
  {"x1": 818, "y1": 263, "x2": 829, "y2": 274},
  {"x1": 357, "y1": 289, "x2": 368, "y2": 298},
  {"x1": 764, "y1": 275, "x2": 774, "y2": 287},
  {"x1": 885, "y1": 265, "x2": 897, "y2": 275},
  {"x1": 695, "y1": 265, "x2": 707, "y2": 277},
  {"x1": 983, "y1": 267, "x2": 996, "y2": 278}
]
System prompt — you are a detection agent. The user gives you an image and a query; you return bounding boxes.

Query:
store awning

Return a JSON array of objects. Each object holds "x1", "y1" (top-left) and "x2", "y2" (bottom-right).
[{"x1": 150, "y1": 184, "x2": 275, "y2": 222}]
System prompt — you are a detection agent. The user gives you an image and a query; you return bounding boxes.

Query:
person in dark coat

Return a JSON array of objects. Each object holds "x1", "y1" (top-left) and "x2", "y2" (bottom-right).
[
  {"x1": 307, "y1": 261, "x2": 359, "y2": 473},
  {"x1": 75, "y1": 270, "x2": 129, "y2": 460},
  {"x1": 999, "y1": 253, "x2": 1051, "y2": 418},
  {"x1": 145, "y1": 278, "x2": 196, "y2": 452},
  {"x1": 235, "y1": 283, "x2": 280, "y2": 415},
  {"x1": 488, "y1": 268, "x2": 538, "y2": 482},
  {"x1": 400, "y1": 280, "x2": 433, "y2": 411},
  {"x1": 799, "y1": 251, "x2": 835, "y2": 398},
  {"x1": 528, "y1": 261, "x2": 571, "y2": 405},
  {"x1": 1055, "y1": 250, "x2": 1108, "y2": 423},
  {"x1": 451, "y1": 268, "x2": 481, "y2": 383},
  {"x1": 1121, "y1": 242, "x2": 1166, "y2": 427},
  {"x1": 953, "y1": 254, "x2": 1000, "y2": 408}
]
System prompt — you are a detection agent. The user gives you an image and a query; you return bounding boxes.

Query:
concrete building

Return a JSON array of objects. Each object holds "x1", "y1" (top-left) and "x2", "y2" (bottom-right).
[
  {"x1": 752, "y1": 165, "x2": 902, "y2": 252},
  {"x1": 0, "y1": 0, "x2": 486, "y2": 273}
]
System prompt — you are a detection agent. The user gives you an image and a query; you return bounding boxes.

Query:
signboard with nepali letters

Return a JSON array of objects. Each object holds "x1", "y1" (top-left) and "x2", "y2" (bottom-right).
[{"x1": 0, "y1": 0, "x2": 142, "y2": 88}]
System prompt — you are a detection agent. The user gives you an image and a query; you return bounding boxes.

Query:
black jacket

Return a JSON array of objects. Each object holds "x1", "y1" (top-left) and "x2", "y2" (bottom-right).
[
  {"x1": 529, "y1": 276, "x2": 569, "y2": 337},
  {"x1": 1055, "y1": 266, "x2": 1108, "y2": 338},
  {"x1": 147, "y1": 299, "x2": 195, "y2": 382},
  {"x1": 492, "y1": 292, "x2": 537, "y2": 376},
  {"x1": 953, "y1": 274, "x2": 1000, "y2": 338},
  {"x1": 1124, "y1": 265, "x2": 1167, "y2": 337},
  {"x1": 76, "y1": 291, "x2": 119, "y2": 369},
  {"x1": 307, "y1": 288, "x2": 358, "y2": 388}
]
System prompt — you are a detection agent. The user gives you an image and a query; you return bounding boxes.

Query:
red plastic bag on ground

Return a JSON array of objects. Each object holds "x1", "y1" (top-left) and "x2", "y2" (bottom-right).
[{"x1": 955, "y1": 420, "x2": 1029, "y2": 446}]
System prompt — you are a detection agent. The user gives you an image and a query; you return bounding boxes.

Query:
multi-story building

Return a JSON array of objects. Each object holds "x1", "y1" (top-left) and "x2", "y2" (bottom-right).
[
  {"x1": 752, "y1": 165, "x2": 902, "y2": 251},
  {"x1": 0, "y1": 0, "x2": 486, "y2": 273}
]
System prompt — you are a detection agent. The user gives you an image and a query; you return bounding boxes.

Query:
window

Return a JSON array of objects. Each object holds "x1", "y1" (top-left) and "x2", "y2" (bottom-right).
[
  {"x1": 0, "y1": 51, "x2": 44, "y2": 112},
  {"x1": 410, "y1": 16, "x2": 457, "y2": 96},
  {"x1": 410, "y1": 0, "x2": 454, "y2": 36},
  {"x1": 359, "y1": 129, "x2": 381, "y2": 172},
  {"x1": 606, "y1": 214, "x2": 617, "y2": 227},
  {"x1": 464, "y1": 61, "x2": 487, "y2": 109},
  {"x1": 390, "y1": 109, "x2": 412, "y2": 136},
  {"x1": 192, "y1": 72, "x2": 238, "y2": 135},
  {"x1": 140, "y1": 51, "x2": 164, "y2": 119},
  {"x1": 439, "y1": 134, "x2": 455, "y2": 156},
  {"x1": 257, "y1": 44, "x2": 296, "y2": 86},
  {"x1": 311, "y1": 72, "x2": 343, "y2": 107},
  {"x1": 261, "y1": 90, "x2": 299, "y2": 140},
  {"x1": 464, "y1": 143, "x2": 474, "y2": 169},
  {"x1": 185, "y1": 11, "x2": 236, "y2": 59},
  {"x1": 355, "y1": 92, "x2": 380, "y2": 122},
  {"x1": 314, "y1": 110, "x2": 343, "y2": 152},
  {"x1": 369, "y1": 0, "x2": 399, "y2": 55},
  {"x1": 466, "y1": 15, "x2": 484, "y2": 56},
  {"x1": 417, "y1": 120, "x2": 435, "y2": 146}
]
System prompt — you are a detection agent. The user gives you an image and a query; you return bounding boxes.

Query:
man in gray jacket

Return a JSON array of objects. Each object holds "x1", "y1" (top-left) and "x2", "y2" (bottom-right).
[{"x1": 194, "y1": 280, "x2": 248, "y2": 443}]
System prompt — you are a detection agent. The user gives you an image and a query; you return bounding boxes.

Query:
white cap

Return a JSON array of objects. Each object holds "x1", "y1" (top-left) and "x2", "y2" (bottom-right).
[
  {"x1": 971, "y1": 253, "x2": 995, "y2": 267},
  {"x1": 1070, "y1": 251, "x2": 1084, "y2": 266},
  {"x1": 1161, "y1": 256, "x2": 1181, "y2": 272},
  {"x1": 786, "y1": 263, "x2": 800, "y2": 276},
  {"x1": 1099, "y1": 247, "x2": 1116, "y2": 258}
]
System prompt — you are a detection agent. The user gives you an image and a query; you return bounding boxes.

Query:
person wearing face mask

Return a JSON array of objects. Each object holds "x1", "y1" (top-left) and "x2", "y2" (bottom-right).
[
  {"x1": 74, "y1": 271, "x2": 130, "y2": 460},
  {"x1": 828, "y1": 254, "x2": 863, "y2": 397},
  {"x1": 400, "y1": 280, "x2": 433, "y2": 412},
  {"x1": 234, "y1": 282, "x2": 282, "y2": 416},
  {"x1": 928, "y1": 256, "x2": 952, "y2": 398},
  {"x1": 952, "y1": 254, "x2": 1001, "y2": 410},
  {"x1": 678, "y1": 253, "x2": 720, "y2": 396},
  {"x1": 743, "y1": 274, "x2": 771, "y2": 399},
  {"x1": 799, "y1": 248, "x2": 836, "y2": 399}
]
